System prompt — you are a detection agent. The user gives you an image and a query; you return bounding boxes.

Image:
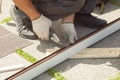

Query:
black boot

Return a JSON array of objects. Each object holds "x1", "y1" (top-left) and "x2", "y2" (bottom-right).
[{"x1": 74, "y1": 13, "x2": 107, "y2": 29}]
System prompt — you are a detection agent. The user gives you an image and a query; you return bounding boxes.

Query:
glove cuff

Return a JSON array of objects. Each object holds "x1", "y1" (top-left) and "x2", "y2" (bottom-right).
[
  {"x1": 62, "y1": 22, "x2": 74, "y2": 27},
  {"x1": 32, "y1": 14, "x2": 52, "y2": 27},
  {"x1": 62, "y1": 22, "x2": 73, "y2": 24}
]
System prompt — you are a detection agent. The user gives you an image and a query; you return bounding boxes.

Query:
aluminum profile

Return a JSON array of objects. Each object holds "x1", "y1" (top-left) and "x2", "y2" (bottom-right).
[{"x1": 6, "y1": 18, "x2": 120, "y2": 80}]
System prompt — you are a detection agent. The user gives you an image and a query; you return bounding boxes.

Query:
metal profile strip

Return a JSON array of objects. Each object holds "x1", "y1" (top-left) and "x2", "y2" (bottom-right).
[{"x1": 6, "y1": 18, "x2": 120, "y2": 80}]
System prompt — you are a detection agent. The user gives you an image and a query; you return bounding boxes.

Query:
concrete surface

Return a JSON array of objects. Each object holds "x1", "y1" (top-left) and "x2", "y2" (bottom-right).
[{"x1": 0, "y1": 0, "x2": 120, "y2": 80}]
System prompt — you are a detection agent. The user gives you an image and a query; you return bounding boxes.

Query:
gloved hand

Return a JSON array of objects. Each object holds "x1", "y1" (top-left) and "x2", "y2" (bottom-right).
[
  {"x1": 32, "y1": 14, "x2": 52, "y2": 40},
  {"x1": 61, "y1": 23, "x2": 77, "y2": 44}
]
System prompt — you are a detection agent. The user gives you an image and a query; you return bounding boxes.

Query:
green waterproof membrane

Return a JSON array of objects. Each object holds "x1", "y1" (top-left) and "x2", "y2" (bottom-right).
[
  {"x1": 109, "y1": 72, "x2": 120, "y2": 80},
  {"x1": 16, "y1": 49, "x2": 67, "y2": 80},
  {"x1": 0, "y1": 17, "x2": 12, "y2": 24},
  {"x1": 48, "y1": 68, "x2": 67, "y2": 80},
  {"x1": 16, "y1": 49, "x2": 38, "y2": 63}
]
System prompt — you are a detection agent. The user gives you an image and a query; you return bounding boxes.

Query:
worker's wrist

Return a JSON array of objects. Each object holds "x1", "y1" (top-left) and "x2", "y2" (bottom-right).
[
  {"x1": 62, "y1": 22, "x2": 74, "y2": 24},
  {"x1": 32, "y1": 14, "x2": 52, "y2": 27},
  {"x1": 30, "y1": 13, "x2": 41, "y2": 20},
  {"x1": 62, "y1": 14, "x2": 75, "y2": 24},
  {"x1": 62, "y1": 19, "x2": 74, "y2": 24},
  {"x1": 62, "y1": 21, "x2": 74, "y2": 24}
]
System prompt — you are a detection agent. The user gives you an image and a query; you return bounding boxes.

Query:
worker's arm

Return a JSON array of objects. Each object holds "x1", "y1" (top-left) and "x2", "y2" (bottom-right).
[
  {"x1": 13, "y1": 0, "x2": 40, "y2": 20},
  {"x1": 13, "y1": 0, "x2": 52, "y2": 40},
  {"x1": 62, "y1": 14, "x2": 75, "y2": 23},
  {"x1": 61, "y1": 14, "x2": 78, "y2": 44}
]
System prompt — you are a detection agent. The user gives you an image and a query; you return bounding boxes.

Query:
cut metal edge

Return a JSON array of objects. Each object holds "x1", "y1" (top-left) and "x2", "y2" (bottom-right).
[{"x1": 6, "y1": 18, "x2": 120, "y2": 80}]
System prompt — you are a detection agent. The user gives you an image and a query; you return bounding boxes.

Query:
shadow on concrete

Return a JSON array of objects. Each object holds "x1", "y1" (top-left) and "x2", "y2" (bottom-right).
[
  {"x1": 37, "y1": 39, "x2": 60, "y2": 53},
  {"x1": 90, "y1": 30, "x2": 120, "y2": 48},
  {"x1": 54, "y1": 58, "x2": 120, "y2": 77},
  {"x1": 6, "y1": 22, "x2": 16, "y2": 27},
  {"x1": 33, "y1": 58, "x2": 120, "y2": 80}
]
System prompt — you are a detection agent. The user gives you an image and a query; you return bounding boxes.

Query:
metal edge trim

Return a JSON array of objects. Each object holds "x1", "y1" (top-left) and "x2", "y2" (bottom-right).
[{"x1": 6, "y1": 18, "x2": 120, "y2": 80}]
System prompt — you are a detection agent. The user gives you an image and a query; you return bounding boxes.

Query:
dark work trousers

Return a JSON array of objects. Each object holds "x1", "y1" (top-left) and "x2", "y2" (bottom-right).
[
  {"x1": 78, "y1": 0, "x2": 97, "y2": 14},
  {"x1": 16, "y1": 0, "x2": 98, "y2": 23},
  {"x1": 16, "y1": 0, "x2": 98, "y2": 21},
  {"x1": 31, "y1": 0, "x2": 85, "y2": 20}
]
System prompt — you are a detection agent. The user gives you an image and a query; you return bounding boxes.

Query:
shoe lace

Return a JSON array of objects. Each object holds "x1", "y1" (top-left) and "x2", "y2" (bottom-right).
[
  {"x1": 21, "y1": 17, "x2": 33, "y2": 32},
  {"x1": 18, "y1": 24, "x2": 29, "y2": 33}
]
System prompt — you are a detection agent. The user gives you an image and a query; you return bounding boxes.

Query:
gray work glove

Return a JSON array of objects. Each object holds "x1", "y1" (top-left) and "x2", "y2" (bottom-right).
[
  {"x1": 61, "y1": 23, "x2": 78, "y2": 44},
  {"x1": 32, "y1": 14, "x2": 52, "y2": 40}
]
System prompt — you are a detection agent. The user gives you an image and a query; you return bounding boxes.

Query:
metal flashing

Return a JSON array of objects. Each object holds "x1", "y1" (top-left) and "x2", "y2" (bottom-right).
[{"x1": 6, "y1": 18, "x2": 120, "y2": 80}]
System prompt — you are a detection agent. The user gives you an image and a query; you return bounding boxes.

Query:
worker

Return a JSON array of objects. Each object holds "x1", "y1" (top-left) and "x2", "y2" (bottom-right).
[{"x1": 10, "y1": 0, "x2": 107, "y2": 45}]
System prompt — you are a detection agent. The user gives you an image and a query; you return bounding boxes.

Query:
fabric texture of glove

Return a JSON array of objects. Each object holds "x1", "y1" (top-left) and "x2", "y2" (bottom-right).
[
  {"x1": 32, "y1": 14, "x2": 52, "y2": 40},
  {"x1": 61, "y1": 23, "x2": 78, "y2": 44}
]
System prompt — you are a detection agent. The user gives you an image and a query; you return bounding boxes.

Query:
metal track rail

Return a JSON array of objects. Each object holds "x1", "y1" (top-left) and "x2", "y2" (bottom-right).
[{"x1": 6, "y1": 18, "x2": 120, "y2": 80}]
